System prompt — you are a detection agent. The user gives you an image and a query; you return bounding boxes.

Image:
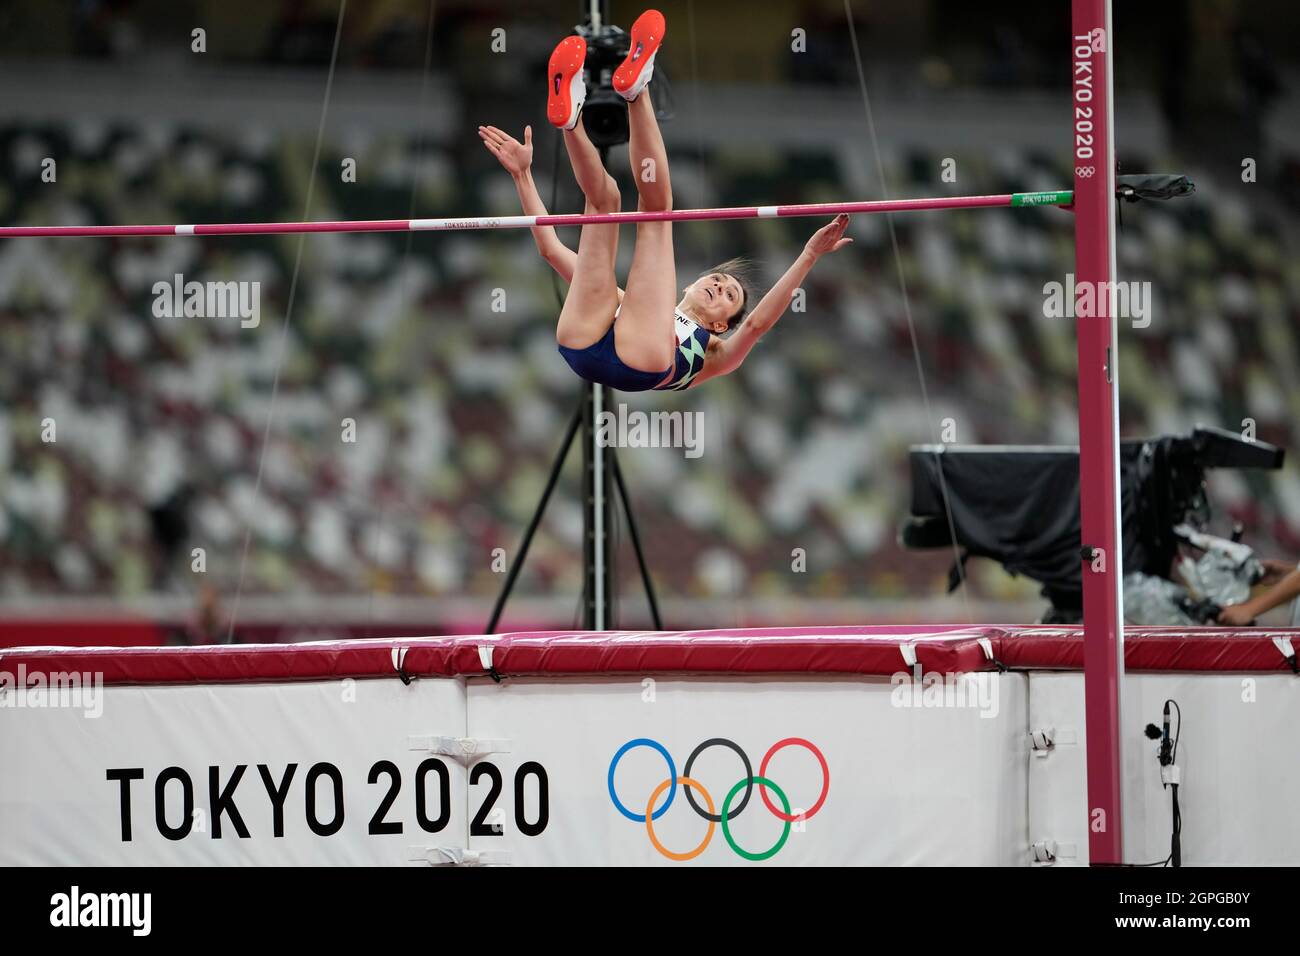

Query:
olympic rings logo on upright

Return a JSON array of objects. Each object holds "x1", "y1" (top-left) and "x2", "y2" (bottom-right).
[{"x1": 607, "y1": 737, "x2": 830, "y2": 861}]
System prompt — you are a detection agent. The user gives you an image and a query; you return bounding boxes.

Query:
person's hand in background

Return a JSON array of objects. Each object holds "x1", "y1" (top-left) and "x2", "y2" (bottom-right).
[
  {"x1": 1259, "y1": 558, "x2": 1297, "y2": 585},
  {"x1": 1216, "y1": 603, "x2": 1257, "y2": 626}
]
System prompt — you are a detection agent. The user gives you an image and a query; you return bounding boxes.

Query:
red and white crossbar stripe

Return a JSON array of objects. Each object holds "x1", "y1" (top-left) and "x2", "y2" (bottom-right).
[{"x1": 0, "y1": 192, "x2": 1068, "y2": 238}]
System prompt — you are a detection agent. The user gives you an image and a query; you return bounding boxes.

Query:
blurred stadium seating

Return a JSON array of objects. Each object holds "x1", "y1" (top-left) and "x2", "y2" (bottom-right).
[{"x1": 2, "y1": 0, "x2": 1299, "y2": 636}]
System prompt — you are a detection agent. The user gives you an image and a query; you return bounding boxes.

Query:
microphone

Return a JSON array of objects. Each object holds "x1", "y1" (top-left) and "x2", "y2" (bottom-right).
[
  {"x1": 1159, "y1": 701, "x2": 1173, "y2": 766},
  {"x1": 1145, "y1": 702, "x2": 1182, "y2": 867}
]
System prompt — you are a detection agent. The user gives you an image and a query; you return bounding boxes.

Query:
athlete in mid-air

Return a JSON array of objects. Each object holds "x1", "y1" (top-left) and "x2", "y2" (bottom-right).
[{"x1": 478, "y1": 8, "x2": 852, "y2": 392}]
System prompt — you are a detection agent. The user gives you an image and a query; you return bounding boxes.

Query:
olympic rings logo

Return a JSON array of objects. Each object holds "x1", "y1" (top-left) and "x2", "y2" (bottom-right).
[
  {"x1": 1075, "y1": 166, "x2": 1096, "y2": 178},
  {"x1": 607, "y1": 737, "x2": 830, "y2": 861}
]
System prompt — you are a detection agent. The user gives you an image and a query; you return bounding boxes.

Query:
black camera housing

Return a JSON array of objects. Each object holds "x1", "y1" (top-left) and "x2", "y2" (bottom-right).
[{"x1": 575, "y1": 21, "x2": 630, "y2": 149}]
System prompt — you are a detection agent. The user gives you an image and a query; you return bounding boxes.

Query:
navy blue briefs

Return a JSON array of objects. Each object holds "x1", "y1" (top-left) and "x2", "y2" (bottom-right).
[{"x1": 557, "y1": 325, "x2": 672, "y2": 392}]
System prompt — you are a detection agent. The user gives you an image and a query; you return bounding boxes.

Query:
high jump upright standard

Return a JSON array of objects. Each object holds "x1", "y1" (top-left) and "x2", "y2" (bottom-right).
[{"x1": 1072, "y1": 0, "x2": 1124, "y2": 865}]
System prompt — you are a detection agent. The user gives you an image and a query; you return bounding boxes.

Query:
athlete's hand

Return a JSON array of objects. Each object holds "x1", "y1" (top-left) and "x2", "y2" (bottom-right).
[
  {"x1": 804, "y1": 214, "x2": 853, "y2": 258},
  {"x1": 479, "y1": 125, "x2": 533, "y2": 177}
]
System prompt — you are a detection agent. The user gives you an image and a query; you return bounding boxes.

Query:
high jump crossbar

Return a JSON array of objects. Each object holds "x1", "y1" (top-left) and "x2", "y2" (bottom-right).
[{"x1": 0, "y1": 191, "x2": 1073, "y2": 238}]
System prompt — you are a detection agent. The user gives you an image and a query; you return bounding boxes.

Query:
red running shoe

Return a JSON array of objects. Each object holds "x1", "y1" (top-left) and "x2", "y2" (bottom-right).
[
  {"x1": 546, "y1": 35, "x2": 588, "y2": 130},
  {"x1": 612, "y1": 9, "x2": 665, "y2": 102}
]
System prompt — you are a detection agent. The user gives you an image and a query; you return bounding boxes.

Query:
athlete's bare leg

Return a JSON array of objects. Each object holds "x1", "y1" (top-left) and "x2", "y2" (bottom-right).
[
  {"x1": 614, "y1": 90, "x2": 676, "y2": 372},
  {"x1": 555, "y1": 120, "x2": 623, "y2": 350}
]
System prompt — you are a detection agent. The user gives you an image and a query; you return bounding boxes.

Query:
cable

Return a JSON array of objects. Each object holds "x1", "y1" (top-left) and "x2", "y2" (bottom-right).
[
  {"x1": 549, "y1": 105, "x2": 582, "y2": 632},
  {"x1": 361, "y1": 0, "x2": 439, "y2": 641},
  {"x1": 225, "y1": 0, "x2": 350, "y2": 643},
  {"x1": 610, "y1": 450, "x2": 622, "y2": 625},
  {"x1": 1166, "y1": 699, "x2": 1182, "y2": 867},
  {"x1": 685, "y1": 0, "x2": 741, "y2": 627},
  {"x1": 1169, "y1": 698, "x2": 1182, "y2": 764},
  {"x1": 843, "y1": 0, "x2": 973, "y2": 623}
]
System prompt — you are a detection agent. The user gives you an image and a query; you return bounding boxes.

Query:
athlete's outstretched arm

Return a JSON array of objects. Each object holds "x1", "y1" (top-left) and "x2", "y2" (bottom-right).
[
  {"x1": 694, "y1": 215, "x2": 853, "y2": 384},
  {"x1": 478, "y1": 125, "x2": 578, "y2": 283}
]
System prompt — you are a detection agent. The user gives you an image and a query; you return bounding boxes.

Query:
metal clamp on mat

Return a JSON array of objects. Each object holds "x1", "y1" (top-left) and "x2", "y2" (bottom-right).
[
  {"x1": 1030, "y1": 840, "x2": 1078, "y2": 864},
  {"x1": 391, "y1": 647, "x2": 412, "y2": 685},
  {"x1": 479, "y1": 644, "x2": 503, "y2": 683},
  {"x1": 977, "y1": 637, "x2": 1008, "y2": 672},
  {"x1": 407, "y1": 846, "x2": 512, "y2": 867},
  {"x1": 1030, "y1": 726, "x2": 1077, "y2": 756},
  {"x1": 1272, "y1": 636, "x2": 1298, "y2": 674},
  {"x1": 408, "y1": 735, "x2": 512, "y2": 758}
]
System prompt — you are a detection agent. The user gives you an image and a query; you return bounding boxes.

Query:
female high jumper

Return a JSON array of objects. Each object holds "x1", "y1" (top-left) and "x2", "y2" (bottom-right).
[{"x1": 478, "y1": 8, "x2": 852, "y2": 392}]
